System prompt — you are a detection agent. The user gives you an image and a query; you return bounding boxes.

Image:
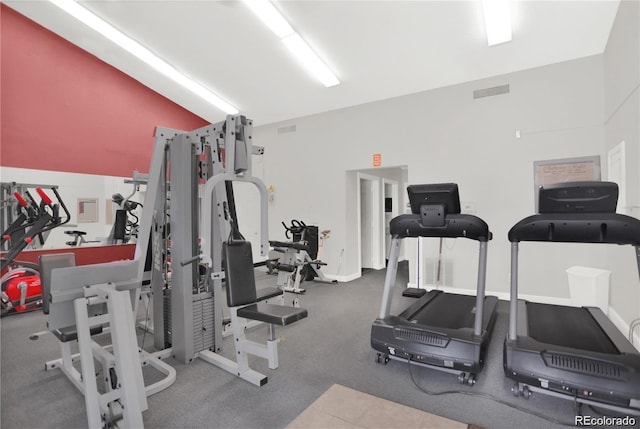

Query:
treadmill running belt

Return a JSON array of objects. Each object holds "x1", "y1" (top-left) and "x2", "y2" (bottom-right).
[
  {"x1": 408, "y1": 293, "x2": 477, "y2": 330},
  {"x1": 526, "y1": 302, "x2": 619, "y2": 355}
]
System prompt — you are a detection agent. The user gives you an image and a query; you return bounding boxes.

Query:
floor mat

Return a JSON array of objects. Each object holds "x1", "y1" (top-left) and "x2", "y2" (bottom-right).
[{"x1": 286, "y1": 384, "x2": 476, "y2": 429}]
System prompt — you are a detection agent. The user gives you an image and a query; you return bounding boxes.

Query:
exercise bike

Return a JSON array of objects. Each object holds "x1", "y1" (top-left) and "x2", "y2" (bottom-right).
[
  {"x1": 1, "y1": 186, "x2": 70, "y2": 316},
  {"x1": 268, "y1": 220, "x2": 336, "y2": 302}
]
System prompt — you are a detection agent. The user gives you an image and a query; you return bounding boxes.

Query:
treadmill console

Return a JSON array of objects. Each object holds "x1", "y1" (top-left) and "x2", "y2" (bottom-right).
[
  {"x1": 538, "y1": 181, "x2": 618, "y2": 214},
  {"x1": 408, "y1": 183, "x2": 461, "y2": 227}
]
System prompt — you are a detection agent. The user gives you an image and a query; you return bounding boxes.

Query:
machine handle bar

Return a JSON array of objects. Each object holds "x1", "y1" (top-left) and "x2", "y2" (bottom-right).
[
  {"x1": 36, "y1": 187, "x2": 52, "y2": 205},
  {"x1": 13, "y1": 193, "x2": 28, "y2": 208}
]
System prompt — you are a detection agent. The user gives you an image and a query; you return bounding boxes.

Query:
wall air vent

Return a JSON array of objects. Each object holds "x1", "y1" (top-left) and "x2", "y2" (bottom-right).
[
  {"x1": 473, "y1": 84, "x2": 510, "y2": 99},
  {"x1": 277, "y1": 125, "x2": 297, "y2": 135}
]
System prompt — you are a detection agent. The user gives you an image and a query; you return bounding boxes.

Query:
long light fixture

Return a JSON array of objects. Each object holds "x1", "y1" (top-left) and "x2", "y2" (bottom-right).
[
  {"x1": 243, "y1": 0, "x2": 339, "y2": 87},
  {"x1": 481, "y1": 0, "x2": 512, "y2": 46},
  {"x1": 49, "y1": 0, "x2": 239, "y2": 114}
]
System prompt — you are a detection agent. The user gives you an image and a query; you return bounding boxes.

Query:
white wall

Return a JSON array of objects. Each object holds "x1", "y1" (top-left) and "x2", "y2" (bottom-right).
[
  {"x1": 255, "y1": 54, "x2": 610, "y2": 300},
  {"x1": 603, "y1": 0, "x2": 640, "y2": 332}
]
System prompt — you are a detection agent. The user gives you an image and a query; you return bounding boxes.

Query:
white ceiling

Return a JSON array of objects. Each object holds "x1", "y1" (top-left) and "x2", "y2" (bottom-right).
[{"x1": 5, "y1": 0, "x2": 621, "y2": 126}]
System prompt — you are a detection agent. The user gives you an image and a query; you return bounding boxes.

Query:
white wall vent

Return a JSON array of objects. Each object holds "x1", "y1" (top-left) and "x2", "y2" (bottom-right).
[
  {"x1": 473, "y1": 84, "x2": 510, "y2": 99},
  {"x1": 277, "y1": 125, "x2": 297, "y2": 134}
]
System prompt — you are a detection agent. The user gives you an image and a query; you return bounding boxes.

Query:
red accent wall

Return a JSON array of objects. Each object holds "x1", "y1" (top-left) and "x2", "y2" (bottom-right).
[{"x1": 0, "y1": 4, "x2": 208, "y2": 177}]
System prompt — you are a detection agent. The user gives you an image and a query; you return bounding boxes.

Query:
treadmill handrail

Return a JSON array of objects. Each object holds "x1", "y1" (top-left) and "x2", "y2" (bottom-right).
[
  {"x1": 378, "y1": 237, "x2": 490, "y2": 338},
  {"x1": 508, "y1": 212, "x2": 640, "y2": 245},
  {"x1": 390, "y1": 213, "x2": 492, "y2": 241}
]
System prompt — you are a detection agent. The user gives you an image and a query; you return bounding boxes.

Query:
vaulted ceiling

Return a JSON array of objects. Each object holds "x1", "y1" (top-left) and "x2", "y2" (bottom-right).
[{"x1": 5, "y1": 1, "x2": 620, "y2": 125}]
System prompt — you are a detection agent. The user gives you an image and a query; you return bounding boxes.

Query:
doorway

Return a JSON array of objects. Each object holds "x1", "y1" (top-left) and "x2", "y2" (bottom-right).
[{"x1": 351, "y1": 167, "x2": 407, "y2": 276}]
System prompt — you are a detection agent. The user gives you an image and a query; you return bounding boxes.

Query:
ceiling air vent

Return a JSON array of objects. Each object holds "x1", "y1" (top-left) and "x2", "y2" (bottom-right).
[
  {"x1": 277, "y1": 125, "x2": 296, "y2": 135},
  {"x1": 473, "y1": 84, "x2": 510, "y2": 99}
]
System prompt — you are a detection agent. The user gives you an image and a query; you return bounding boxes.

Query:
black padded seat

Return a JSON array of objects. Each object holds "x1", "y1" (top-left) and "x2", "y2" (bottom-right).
[
  {"x1": 237, "y1": 302, "x2": 307, "y2": 326},
  {"x1": 256, "y1": 287, "x2": 283, "y2": 301},
  {"x1": 225, "y1": 240, "x2": 308, "y2": 326},
  {"x1": 52, "y1": 325, "x2": 103, "y2": 343},
  {"x1": 64, "y1": 230, "x2": 87, "y2": 236}
]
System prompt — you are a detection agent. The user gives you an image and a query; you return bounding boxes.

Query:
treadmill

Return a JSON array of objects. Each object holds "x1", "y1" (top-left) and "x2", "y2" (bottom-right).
[
  {"x1": 504, "y1": 181, "x2": 640, "y2": 414},
  {"x1": 371, "y1": 183, "x2": 498, "y2": 384}
]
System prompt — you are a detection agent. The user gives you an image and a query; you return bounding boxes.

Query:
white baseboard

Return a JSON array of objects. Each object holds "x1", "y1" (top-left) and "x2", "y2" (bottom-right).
[
  {"x1": 406, "y1": 283, "x2": 477, "y2": 296},
  {"x1": 513, "y1": 293, "x2": 573, "y2": 307},
  {"x1": 406, "y1": 282, "x2": 572, "y2": 306},
  {"x1": 325, "y1": 272, "x2": 361, "y2": 283},
  {"x1": 328, "y1": 265, "x2": 386, "y2": 283}
]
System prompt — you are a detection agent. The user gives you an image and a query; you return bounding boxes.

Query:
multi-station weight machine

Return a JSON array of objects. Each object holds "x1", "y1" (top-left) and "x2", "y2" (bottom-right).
[
  {"x1": 148, "y1": 115, "x2": 306, "y2": 374},
  {"x1": 39, "y1": 115, "x2": 306, "y2": 428}
]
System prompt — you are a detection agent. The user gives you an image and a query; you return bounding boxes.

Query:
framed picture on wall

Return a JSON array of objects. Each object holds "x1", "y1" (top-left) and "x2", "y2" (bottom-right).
[
  {"x1": 77, "y1": 198, "x2": 99, "y2": 223},
  {"x1": 533, "y1": 155, "x2": 601, "y2": 211}
]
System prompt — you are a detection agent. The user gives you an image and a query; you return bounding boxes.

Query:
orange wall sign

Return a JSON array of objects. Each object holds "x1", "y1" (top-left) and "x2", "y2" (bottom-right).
[{"x1": 373, "y1": 153, "x2": 382, "y2": 167}]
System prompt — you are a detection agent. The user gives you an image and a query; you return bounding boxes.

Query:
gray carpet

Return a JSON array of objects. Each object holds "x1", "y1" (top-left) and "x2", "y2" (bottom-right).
[{"x1": 1, "y1": 264, "x2": 634, "y2": 428}]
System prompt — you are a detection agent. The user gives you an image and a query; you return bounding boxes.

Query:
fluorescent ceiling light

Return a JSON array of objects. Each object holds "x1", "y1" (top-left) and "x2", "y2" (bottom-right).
[
  {"x1": 243, "y1": 0, "x2": 340, "y2": 87},
  {"x1": 242, "y1": 0, "x2": 293, "y2": 39},
  {"x1": 49, "y1": 0, "x2": 239, "y2": 114},
  {"x1": 282, "y1": 34, "x2": 340, "y2": 87},
  {"x1": 481, "y1": 0, "x2": 512, "y2": 46}
]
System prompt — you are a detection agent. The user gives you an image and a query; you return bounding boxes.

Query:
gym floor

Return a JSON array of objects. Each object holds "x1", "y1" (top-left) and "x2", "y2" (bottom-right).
[{"x1": 0, "y1": 264, "x2": 631, "y2": 428}]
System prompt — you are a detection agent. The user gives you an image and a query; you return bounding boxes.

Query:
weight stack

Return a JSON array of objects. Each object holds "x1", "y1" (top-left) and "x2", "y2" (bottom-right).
[
  {"x1": 193, "y1": 293, "x2": 215, "y2": 352},
  {"x1": 162, "y1": 291, "x2": 215, "y2": 353}
]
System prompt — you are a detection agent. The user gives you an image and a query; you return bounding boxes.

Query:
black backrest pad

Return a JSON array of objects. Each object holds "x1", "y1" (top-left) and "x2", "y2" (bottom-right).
[
  {"x1": 223, "y1": 240, "x2": 257, "y2": 307},
  {"x1": 304, "y1": 225, "x2": 319, "y2": 260},
  {"x1": 113, "y1": 210, "x2": 127, "y2": 240},
  {"x1": 38, "y1": 253, "x2": 76, "y2": 314}
]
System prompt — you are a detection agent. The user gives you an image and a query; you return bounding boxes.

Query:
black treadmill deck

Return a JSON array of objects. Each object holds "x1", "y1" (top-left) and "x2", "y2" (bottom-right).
[
  {"x1": 526, "y1": 302, "x2": 619, "y2": 355},
  {"x1": 401, "y1": 291, "x2": 478, "y2": 330},
  {"x1": 371, "y1": 291, "x2": 498, "y2": 374}
]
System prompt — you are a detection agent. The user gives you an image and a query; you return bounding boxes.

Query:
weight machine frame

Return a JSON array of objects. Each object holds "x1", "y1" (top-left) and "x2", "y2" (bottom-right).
[{"x1": 40, "y1": 115, "x2": 291, "y2": 428}]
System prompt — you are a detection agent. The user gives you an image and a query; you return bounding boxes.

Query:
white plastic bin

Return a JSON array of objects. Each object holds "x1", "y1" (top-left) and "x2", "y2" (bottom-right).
[{"x1": 566, "y1": 266, "x2": 611, "y2": 314}]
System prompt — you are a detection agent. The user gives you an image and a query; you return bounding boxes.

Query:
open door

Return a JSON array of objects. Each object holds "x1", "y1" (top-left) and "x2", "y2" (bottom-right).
[
  {"x1": 347, "y1": 167, "x2": 407, "y2": 279},
  {"x1": 359, "y1": 174, "x2": 379, "y2": 270},
  {"x1": 383, "y1": 179, "x2": 399, "y2": 263}
]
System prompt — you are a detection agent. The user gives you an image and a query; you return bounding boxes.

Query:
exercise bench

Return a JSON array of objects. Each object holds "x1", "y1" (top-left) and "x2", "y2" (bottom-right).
[
  {"x1": 38, "y1": 253, "x2": 176, "y2": 428},
  {"x1": 198, "y1": 239, "x2": 308, "y2": 386},
  {"x1": 269, "y1": 239, "x2": 336, "y2": 299}
]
